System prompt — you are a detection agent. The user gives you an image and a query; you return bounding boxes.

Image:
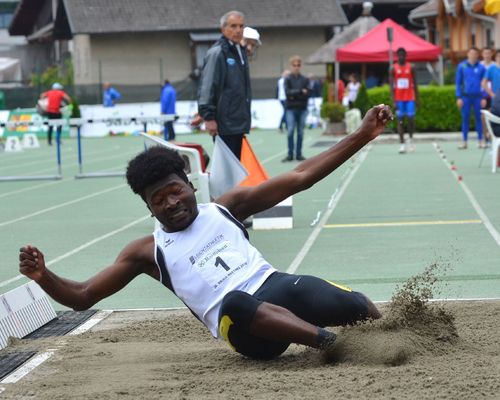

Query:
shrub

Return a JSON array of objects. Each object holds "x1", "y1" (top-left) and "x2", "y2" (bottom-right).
[
  {"x1": 353, "y1": 82, "x2": 370, "y2": 116},
  {"x1": 366, "y1": 85, "x2": 462, "y2": 132},
  {"x1": 320, "y1": 101, "x2": 346, "y2": 123}
]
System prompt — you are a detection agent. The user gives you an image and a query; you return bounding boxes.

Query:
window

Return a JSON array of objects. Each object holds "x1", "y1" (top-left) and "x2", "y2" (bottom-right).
[
  {"x1": 0, "y1": 13, "x2": 12, "y2": 29},
  {"x1": 189, "y1": 32, "x2": 220, "y2": 74}
]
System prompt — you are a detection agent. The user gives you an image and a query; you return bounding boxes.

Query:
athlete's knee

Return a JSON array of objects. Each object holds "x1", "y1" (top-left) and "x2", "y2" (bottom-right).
[
  {"x1": 363, "y1": 295, "x2": 382, "y2": 320},
  {"x1": 219, "y1": 290, "x2": 261, "y2": 333}
]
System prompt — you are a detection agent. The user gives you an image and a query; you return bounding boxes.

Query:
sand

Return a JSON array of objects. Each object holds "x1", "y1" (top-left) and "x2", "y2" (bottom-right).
[{"x1": 2, "y1": 269, "x2": 500, "y2": 400}]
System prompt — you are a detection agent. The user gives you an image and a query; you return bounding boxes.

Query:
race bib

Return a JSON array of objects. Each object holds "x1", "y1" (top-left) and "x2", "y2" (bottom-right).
[
  {"x1": 191, "y1": 240, "x2": 249, "y2": 289},
  {"x1": 396, "y1": 78, "x2": 409, "y2": 89}
]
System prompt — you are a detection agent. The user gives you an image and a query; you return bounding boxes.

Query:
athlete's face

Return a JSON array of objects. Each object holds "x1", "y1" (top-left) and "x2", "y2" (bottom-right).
[
  {"x1": 397, "y1": 51, "x2": 406, "y2": 64},
  {"x1": 144, "y1": 174, "x2": 198, "y2": 232}
]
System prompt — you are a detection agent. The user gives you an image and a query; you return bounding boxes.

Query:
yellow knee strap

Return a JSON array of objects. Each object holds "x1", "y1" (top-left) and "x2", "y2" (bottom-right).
[{"x1": 219, "y1": 315, "x2": 236, "y2": 351}]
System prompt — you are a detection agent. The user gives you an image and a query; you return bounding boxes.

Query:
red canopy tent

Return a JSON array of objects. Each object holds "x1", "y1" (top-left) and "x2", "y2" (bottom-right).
[{"x1": 337, "y1": 19, "x2": 441, "y2": 62}]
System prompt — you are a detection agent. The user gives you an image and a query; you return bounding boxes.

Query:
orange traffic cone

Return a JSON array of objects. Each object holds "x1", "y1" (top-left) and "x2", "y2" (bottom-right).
[{"x1": 240, "y1": 136, "x2": 269, "y2": 187}]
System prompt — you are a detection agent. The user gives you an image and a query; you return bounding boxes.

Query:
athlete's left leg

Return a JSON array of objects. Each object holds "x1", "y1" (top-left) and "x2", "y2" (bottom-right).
[{"x1": 253, "y1": 272, "x2": 381, "y2": 327}]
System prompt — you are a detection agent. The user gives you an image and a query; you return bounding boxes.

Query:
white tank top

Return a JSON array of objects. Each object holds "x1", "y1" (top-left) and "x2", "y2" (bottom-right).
[{"x1": 153, "y1": 203, "x2": 276, "y2": 337}]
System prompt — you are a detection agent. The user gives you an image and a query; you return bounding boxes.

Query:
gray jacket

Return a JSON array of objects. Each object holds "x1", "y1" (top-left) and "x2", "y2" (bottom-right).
[{"x1": 198, "y1": 36, "x2": 251, "y2": 135}]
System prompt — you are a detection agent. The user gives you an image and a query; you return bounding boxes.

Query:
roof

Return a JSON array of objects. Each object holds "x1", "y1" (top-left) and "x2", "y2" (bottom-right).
[
  {"x1": 8, "y1": 0, "x2": 43, "y2": 35},
  {"x1": 337, "y1": 18, "x2": 441, "y2": 62},
  {"x1": 49, "y1": 0, "x2": 346, "y2": 35},
  {"x1": 306, "y1": 15, "x2": 380, "y2": 64},
  {"x1": 408, "y1": 0, "x2": 438, "y2": 19},
  {"x1": 340, "y1": 0, "x2": 423, "y2": 3}
]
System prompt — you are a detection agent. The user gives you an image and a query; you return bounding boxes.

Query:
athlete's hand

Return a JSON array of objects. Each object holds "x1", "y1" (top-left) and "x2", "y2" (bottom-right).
[
  {"x1": 358, "y1": 104, "x2": 393, "y2": 141},
  {"x1": 19, "y1": 245, "x2": 47, "y2": 282},
  {"x1": 456, "y1": 98, "x2": 463, "y2": 109}
]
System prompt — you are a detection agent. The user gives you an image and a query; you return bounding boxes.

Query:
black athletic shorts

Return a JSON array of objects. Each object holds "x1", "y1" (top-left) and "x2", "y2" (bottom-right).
[{"x1": 218, "y1": 271, "x2": 369, "y2": 359}]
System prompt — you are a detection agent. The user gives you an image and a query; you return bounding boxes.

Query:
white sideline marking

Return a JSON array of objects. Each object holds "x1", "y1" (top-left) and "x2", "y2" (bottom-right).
[
  {"x1": 0, "y1": 178, "x2": 69, "y2": 199},
  {"x1": 324, "y1": 219, "x2": 482, "y2": 229},
  {"x1": 0, "y1": 161, "x2": 132, "y2": 200},
  {"x1": 68, "y1": 310, "x2": 113, "y2": 335},
  {"x1": 0, "y1": 311, "x2": 113, "y2": 388},
  {"x1": 0, "y1": 145, "x2": 122, "y2": 172},
  {"x1": 0, "y1": 215, "x2": 150, "y2": 288},
  {"x1": 0, "y1": 183, "x2": 126, "y2": 228},
  {"x1": 0, "y1": 350, "x2": 55, "y2": 384},
  {"x1": 260, "y1": 136, "x2": 315, "y2": 164},
  {"x1": 286, "y1": 147, "x2": 370, "y2": 274},
  {"x1": 433, "y1": 143, "x2": 500, "y2": 246}
]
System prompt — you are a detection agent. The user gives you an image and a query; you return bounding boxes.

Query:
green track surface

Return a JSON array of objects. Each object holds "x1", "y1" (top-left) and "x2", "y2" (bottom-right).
[{"x1": 1, "y1": 129, "x2": 499, "y2": 311}]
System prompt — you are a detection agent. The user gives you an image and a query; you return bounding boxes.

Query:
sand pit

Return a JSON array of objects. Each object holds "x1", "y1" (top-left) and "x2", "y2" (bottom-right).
[{"x1": 2, "y1": 267, "x2": 500, "y2": 399}]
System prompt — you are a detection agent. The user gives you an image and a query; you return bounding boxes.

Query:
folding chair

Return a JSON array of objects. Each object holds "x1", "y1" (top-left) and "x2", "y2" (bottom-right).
[
  {"x1": 140, "y1": 132, "x2": 210, "y2": 230},
  {"x1": 480, "y1": 109, "x2": 500, "y2": 173}
]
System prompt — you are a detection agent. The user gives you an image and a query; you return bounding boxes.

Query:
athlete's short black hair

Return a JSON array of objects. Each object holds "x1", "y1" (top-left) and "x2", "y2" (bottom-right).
[
  {"x1": 126, "y1": 146, "x2": 188, "y2": 200},
  {"x1": 396, "y1": 47, "x2": 406, "y2": 55}
]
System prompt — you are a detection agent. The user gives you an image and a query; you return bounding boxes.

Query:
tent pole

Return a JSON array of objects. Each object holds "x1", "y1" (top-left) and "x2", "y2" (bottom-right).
[
  {"x1": 438, "y1": 55, "x2": 444, "y2": 86},
  {"x1": 334, "y1": 62, "x2": 340, "y2": 102}
]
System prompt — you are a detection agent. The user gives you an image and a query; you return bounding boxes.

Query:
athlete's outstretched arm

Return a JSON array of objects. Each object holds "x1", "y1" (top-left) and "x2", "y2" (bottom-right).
[
  {"x1": 19, "y1": 237, "x2": 156, "y2": 311},
  {"x1": 217, "y1": 105, "x2": 392, "y2": 221}
]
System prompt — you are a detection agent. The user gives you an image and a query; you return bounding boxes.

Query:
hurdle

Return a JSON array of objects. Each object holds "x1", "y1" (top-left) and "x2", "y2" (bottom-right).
[
  {"x1": 74, "y1": 114, "x2": 177, "y2": 179},
  {"x1": 0, "y1": 114, "x2": 178, "y2": 181},
  {"x1": 0, "y1": 119, "x2": 64, "y2": 182}
]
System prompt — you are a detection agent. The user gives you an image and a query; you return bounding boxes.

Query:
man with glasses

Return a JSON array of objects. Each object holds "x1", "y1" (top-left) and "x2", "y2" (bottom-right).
[{"x1": 283, "y1": 55, "x2": 310, "y2": 162}]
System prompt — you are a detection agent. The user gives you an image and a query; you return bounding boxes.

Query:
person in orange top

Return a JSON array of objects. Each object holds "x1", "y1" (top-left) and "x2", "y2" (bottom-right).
[
  {"x1": 390, "y1": 47, "x2": 419, "y2": 154},
  {"x1": 39, "y1": 82, "x2": 71, "y2": 145}
]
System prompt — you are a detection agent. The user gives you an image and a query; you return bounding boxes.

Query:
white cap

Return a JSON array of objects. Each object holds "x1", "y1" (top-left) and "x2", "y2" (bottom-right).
[
  {"x1": 52, "y1": 82, "x2": 63, "y2": 90},
  {"x1": 243, "y1": 27, "x2": 261, "y2": 45}
]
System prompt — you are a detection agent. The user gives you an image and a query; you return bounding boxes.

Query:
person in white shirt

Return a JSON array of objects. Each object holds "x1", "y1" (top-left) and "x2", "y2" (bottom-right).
[
  {"x1": 277, "y1": 69, "x2": 290, "y2": 132},
  {"x1": 19, "y1": 105, "x2": 393, "y2": 359},
  {"x1": 343, "y1": 73, "x2": 361, "y2": 108}
]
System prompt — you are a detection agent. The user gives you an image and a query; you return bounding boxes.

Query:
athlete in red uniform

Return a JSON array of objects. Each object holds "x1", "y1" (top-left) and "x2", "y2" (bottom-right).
[
  {"x1": 39, "y1": 83, "x2": 71, "y2": 145},
  {"x1": 390, "y1": 48, "x2": 419, "y2": 154}
]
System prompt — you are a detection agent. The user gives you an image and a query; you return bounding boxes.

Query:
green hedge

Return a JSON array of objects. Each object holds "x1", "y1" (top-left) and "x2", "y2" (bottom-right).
[{"x1": 367, "y1": 85, "x2": 466, "y2": 132}]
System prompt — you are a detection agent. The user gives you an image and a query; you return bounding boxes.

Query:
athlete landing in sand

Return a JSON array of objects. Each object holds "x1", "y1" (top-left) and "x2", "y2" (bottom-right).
[{"x1": 20, "y1": 105, "x2": 392, "y2": 359}]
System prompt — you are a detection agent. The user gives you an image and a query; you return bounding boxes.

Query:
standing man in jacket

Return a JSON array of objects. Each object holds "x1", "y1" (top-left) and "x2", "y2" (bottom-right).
[
  {"x1": 102, "y1": 82, "x2": 121, "y2": 107},
  {"x1": 198, "y1": 10, "x2": 251, "y2": 159},
  {"x1": 456, "y1": 47, "x2": 487, "y2": 149},
  {"x1": 160, "y1": 79, "x2": 177, "y2": 141},
  {"x1": 283, "y1": 55, "x2": 310, "y2": 162}
]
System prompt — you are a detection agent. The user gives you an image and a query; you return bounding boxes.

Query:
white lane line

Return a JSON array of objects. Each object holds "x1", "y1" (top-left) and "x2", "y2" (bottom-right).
[
  {"x1": 324, "y1": 219, "x2": 482, "y2": 229},
  {"x1": 0, "y1": 145, "x2": 124, "y2": 172},
  {"x1": 68, "y1": 310, "x2": 113, "y2": 335},
  {"x1": 286, "y1": 147, "x2": 370, "y2": 274},
  {"x1": 0, "y1": 160, "x2": 132, "y2": 200},
  {"x1": 433, "y1": 143, "x2": 500, "y2": 246},
  {"x1": 0, "y1": 215, "x2": 150, "y2": 288},
  {"x1": 0, "y1": 350, "x2": 55, "y2": 384},
  {"x1": 0, "y1": 311, "x2": 113, "y2": 388},
  {"x1": 0, "y1": 178, "x2": 69, "y2": 199},
  {"x1": 260, "y1": 136, "x2": 316, "y2": 164},
  {"x1": 0, "y1": 183, "x2": 126, "y2": 228}
]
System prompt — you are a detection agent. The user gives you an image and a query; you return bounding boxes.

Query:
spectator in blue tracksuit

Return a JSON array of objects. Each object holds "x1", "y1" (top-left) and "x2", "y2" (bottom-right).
[
  {"x1": 456, "y1": 47, "x2": 487, "y2": 149},
  {"x1": 102, "y1": 83, "x2": 121, "y2": 107},
  {"x1": 160, "y1": 80, "x2": 177, "y2": 141}
]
